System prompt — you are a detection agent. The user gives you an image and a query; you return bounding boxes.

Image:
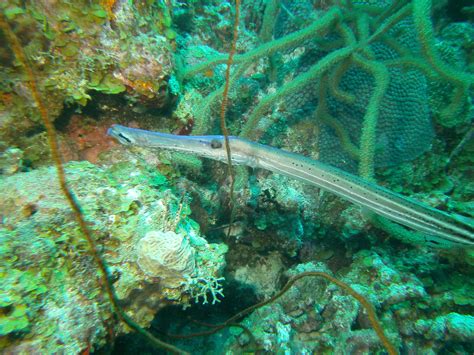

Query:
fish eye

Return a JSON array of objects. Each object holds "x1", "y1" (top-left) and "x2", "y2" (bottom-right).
[{"x1": 210, "y1": 139, "x2": 222, "y2": 149}]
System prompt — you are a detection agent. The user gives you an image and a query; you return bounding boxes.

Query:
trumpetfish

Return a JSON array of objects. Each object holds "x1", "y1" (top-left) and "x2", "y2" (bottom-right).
[{"x1": 107, "y1": 124, "x2": 474, "y2": 249}]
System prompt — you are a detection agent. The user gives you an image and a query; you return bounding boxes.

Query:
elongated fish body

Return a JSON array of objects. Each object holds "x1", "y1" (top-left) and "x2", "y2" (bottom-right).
[{"x1": 108, "y1": 124, "x2": 474, "y2": 248}]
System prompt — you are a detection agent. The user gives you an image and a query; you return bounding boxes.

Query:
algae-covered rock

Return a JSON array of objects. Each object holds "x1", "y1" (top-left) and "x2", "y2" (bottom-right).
[
  {"x1": 230, "y1": 251, "x2": 285, "y2": 298},
  {"x1": 0, "y1": 0, "x2": 175, "y2": 166},
  {"x1": 0, "y1": 159, "x2": 227, "y2": 353},
  {"x1": 223, "y1": 261, "x2": 400, "y2": 354},
  {"x1": 414, "y1": 313, "x2": 474, "y2": 342}
]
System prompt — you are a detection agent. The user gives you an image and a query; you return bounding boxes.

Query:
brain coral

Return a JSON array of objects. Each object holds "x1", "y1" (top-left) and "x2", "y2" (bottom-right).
[{"x1": 136, "y1": 230, "x2": 196, "y2": 288}]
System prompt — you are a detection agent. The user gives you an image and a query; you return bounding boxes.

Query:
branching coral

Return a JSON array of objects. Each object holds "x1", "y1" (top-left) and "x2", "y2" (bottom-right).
[
  {"x1": 181, "y1": 0, "x2": 473, "y2": 174},
  {"x1": 220, "y1": 0, "x2": 241, "y2": 215}
]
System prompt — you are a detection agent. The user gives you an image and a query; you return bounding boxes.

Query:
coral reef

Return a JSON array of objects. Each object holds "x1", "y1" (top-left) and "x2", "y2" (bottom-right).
[
  {"x1": 222, "y1": 247, "x2": 474, "y2": 354},
  {"x1": 136, "y1": 230, "x2": 196, "y2": 286},
  {"x1": 1, "y1": 0, "x2": 473, "y2": 353},
  {"x1": 0, "y1": 0, "x2": 175, "y2": 166},
  {"x1": 223, "y1": 261, "x2": 398, "y2": 354},
  {"x1": 0, "y1": 157, "x2": 227, "y2": 352},
  {"x1": 413, "y1": 313, "x2": 474, "y2": 343}
]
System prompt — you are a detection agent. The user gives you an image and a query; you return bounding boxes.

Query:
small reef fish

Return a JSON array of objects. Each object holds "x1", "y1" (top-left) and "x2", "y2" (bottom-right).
[{"x1": 108, "y1": 124, "x2": 474, "y2": 249}]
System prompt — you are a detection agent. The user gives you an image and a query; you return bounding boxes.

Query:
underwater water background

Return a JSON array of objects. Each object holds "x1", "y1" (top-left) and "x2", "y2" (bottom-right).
[{"x1": 1, "y1": 0, "x2": 474, "y2": 354}]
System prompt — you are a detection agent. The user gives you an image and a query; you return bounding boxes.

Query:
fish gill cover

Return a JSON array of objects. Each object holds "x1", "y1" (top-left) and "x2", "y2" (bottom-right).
[{"x1": 0, "y1": 0, "x2": 473, "y2": 354}]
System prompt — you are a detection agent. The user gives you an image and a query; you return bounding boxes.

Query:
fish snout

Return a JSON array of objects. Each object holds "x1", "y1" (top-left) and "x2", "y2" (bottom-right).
[{"x1": 107, "y1": 125, "x2": 135, "y2": 145}]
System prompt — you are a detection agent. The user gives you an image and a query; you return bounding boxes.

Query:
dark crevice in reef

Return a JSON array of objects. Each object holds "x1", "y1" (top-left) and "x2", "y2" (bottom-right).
[
  {"x1": 53, "y1": 91, "x2": 176, "y2": 134},
  {"x1": 53, "y1": 92, "x2": 128, "y2": 133},
  {"x1": 53, "y1": 104, "x2": 81, "y2": 132},
  {"x1": 105, "y1": 279, "x2": 259, "y2": 355},
  {"x1": 446, "y1": 0, "x2": 474, "y2": 22},
  {"x1": 76, "y1": 92, "x2": 129, "y2": 122},
  {"x1": 24, "y1": 125, "x2": 47, "y2": 138}
]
